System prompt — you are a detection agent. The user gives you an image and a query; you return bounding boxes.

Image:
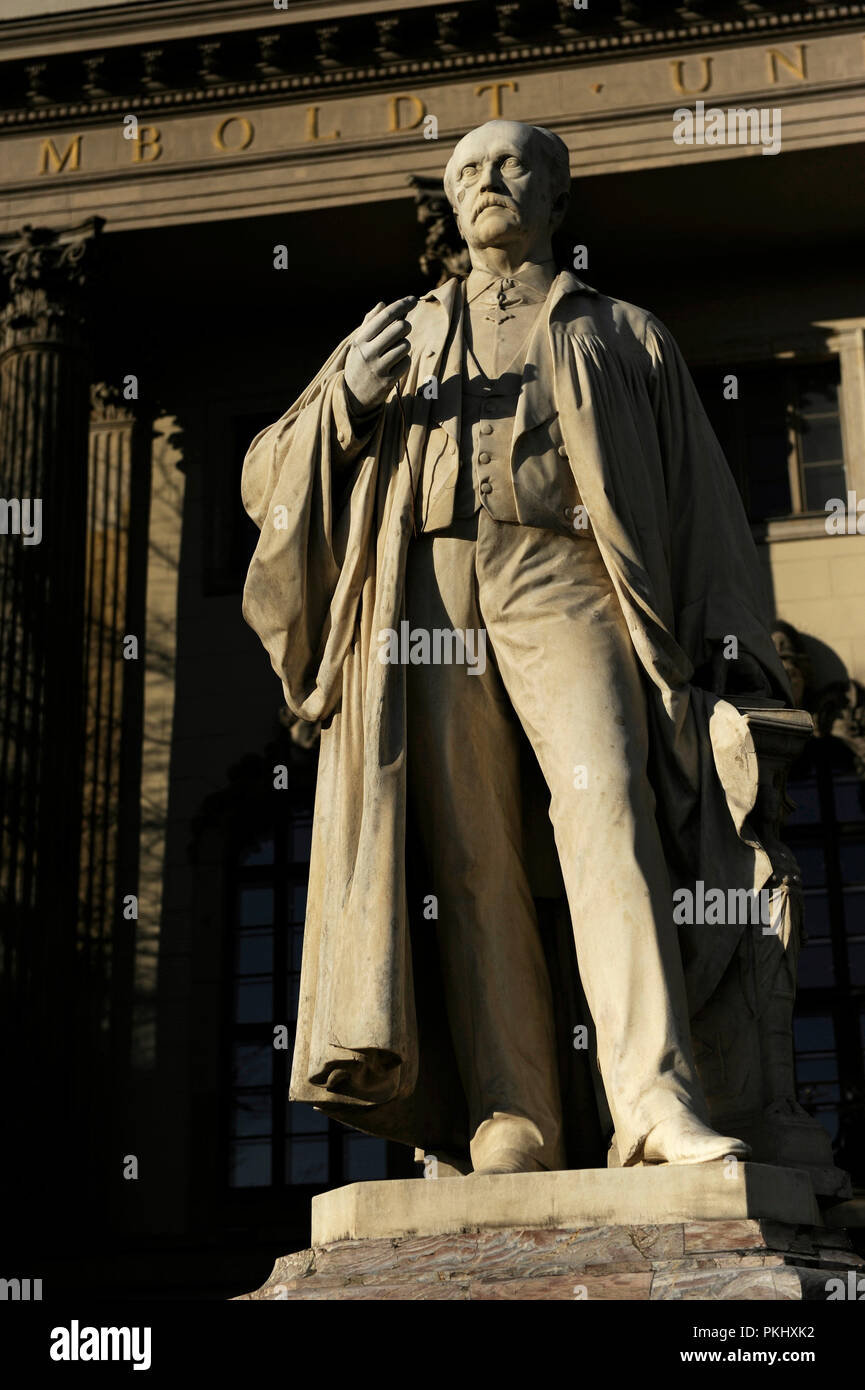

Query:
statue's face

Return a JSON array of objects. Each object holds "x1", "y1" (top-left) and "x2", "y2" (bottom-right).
[{"x1": 447, "y1": 121, "x2": 555, "y2": 254}]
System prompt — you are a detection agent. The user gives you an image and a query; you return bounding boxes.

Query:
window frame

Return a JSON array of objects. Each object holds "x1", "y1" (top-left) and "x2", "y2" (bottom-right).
[{"x1": 692, "y1": 355, "x2": 845, "y2": 525}]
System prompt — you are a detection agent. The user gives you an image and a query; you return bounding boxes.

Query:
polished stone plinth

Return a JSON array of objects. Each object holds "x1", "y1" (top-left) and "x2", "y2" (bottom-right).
[
  {"x1": 235, "y1": 1216, "x2": 862, "y2": 1302},
  {"x1": 233, "y1": 1166, "x2": 865, "y2": 1300},
  {"x1": 311, "y1": 1164, "x2": 817, "y2": 1245}
]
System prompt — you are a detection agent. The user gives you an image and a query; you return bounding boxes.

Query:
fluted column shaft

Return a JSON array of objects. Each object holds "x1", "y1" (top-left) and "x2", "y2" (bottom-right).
[{"x1": 0, "y1": 218, "x2": 102, "y2": 1224}]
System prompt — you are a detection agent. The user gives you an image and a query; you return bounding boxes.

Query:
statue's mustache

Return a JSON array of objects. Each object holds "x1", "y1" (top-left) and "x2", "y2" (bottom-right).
[{"x1": 472, "y1": 196, "x2": 516, "y2": 221}]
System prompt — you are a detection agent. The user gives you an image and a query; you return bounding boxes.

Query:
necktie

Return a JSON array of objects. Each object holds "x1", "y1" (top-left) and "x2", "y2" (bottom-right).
[
  {"x1": 477, "y1": 275, "x2": 548, "y2": 325},
  {"x1": 485, "y1": 277, "x2": 519, "y2": 324}
]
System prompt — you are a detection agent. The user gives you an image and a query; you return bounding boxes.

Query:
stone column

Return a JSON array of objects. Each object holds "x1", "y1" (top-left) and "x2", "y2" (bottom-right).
[
  {"x1": 0, "y1": 218, "x2": 102, "y2": 1222},
  {"x1": 80, "y1": 383, "x2": 153, "y2": 1202},
  {"x1": 816, "y1": 316, "x2": 865, "y2": 504}
]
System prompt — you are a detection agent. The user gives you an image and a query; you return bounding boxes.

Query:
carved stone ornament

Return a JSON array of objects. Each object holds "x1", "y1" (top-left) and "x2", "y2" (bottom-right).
[
  {"x1": 410, "y1": 176, "x2": 470, "y2": 285},
  {"x1": 89, "y1": 382, "x2": 136, "y2": 424},
  {"x1": 816, "y1": 679, "x2": 865, "y2": 779},
  {"x1": 0, "y1": 218, "x2": 103, "y2": 356}
]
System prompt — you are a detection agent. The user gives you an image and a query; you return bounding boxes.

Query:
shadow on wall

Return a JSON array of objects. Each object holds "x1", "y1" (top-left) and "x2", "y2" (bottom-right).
[{"x1": 772, "y1": 619, "x2": 865, "y2": 780}]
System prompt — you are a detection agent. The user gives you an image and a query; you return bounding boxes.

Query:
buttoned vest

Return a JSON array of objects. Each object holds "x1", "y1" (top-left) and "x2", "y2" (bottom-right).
[{"x1": 417, "y1": 290, "x2": 592, "y2": 539}]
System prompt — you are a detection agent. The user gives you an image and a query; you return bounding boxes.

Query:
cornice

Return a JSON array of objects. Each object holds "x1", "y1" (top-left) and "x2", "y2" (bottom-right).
[
  {"x1": 0, "y1": 1, "x2": 862, "y2": 131},
  {"x1": 0, "y1": 1, "x2": 436, "y2": 57}
]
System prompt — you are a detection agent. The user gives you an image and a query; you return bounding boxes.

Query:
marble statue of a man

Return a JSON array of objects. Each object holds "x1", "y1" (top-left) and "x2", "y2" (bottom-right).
[{"x1": 241, "y1": 120, "x2": 791, "y2": 1176}]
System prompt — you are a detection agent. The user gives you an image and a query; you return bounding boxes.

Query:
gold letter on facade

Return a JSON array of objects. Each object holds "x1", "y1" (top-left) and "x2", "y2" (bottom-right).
[
  {"x1": 213, "y1": 116, "x2": 255, "y2": 152},
  {"x1": 766, "y1": 46, "x2": 807, "y2": 84},
  {"x1": 670, "y1": 57, "x2": 713, "y2": 95},
  {"x1": 305, "y1": 105, "x2": 340, "y2": 141},
  {"x1": 387, "y1": 93, "x2": 426, "y2": 133},
  {"x1": 38, "y1": 135, "x2": 82, "y2": 174},
  {"x1": 131, "y1": 126, "x2": 162, "y2": 163},
  {"x1": 474, "y1": 81, "x2": 518, "y2": 119}
]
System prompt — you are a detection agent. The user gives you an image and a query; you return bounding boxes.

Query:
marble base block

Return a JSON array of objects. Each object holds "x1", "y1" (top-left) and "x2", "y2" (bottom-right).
[
  {"x1": 236, "y1": 1218, "x2": 862, "y2": 1302},
  {"x1": 312, "y1": 1163, "x2": 816, "y2": 1244},
  {"x1": 234, "y1": 1166, "x2": 863, "y2": 1301}
]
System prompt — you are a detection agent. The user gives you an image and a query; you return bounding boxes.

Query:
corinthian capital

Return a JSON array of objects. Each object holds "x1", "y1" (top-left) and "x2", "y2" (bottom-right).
[{"x1": 0, "y1": 216, "x2": 104, "y2": 355}]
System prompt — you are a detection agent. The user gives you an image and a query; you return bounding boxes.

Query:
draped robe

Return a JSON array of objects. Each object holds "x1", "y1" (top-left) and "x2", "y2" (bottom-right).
[{"x1": 241, "y1": 270, "x2": 791, "y2": 1158}]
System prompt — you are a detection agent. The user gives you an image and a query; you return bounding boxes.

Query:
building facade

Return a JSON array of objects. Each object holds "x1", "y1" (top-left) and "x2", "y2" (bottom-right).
[{"x1": 1, "y1": 0, "x2": 864, "y2": 1296}]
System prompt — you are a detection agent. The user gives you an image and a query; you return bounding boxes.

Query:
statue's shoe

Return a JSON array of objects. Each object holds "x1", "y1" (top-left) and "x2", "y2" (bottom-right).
[
  {"x1": 642, "y1": 1114, "x2": 751, "y2": 1166},
  {"x1": 467, "y1": 1149, "x2": 547, "y2": 1176}
]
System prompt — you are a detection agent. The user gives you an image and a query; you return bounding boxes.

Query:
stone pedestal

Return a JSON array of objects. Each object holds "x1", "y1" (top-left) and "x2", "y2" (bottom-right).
[{"x1": 235, "y1": 1166, "x2": 864, "y2": 1301}]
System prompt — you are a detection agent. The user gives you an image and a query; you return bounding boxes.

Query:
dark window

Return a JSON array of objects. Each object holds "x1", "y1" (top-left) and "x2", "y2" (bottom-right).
[
  {"x1": 784, "y1": 738, "x2": 865, "y2": 1178},
  {"x1": 693, "y1": 360, "x2": 845, "y2": 523},
  {"x1": 227, "y1": 814, "x2": 402, "y2": 1190}
]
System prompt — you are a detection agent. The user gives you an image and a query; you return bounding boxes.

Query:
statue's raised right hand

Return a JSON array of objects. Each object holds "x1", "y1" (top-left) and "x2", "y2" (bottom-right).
[{"x1": 343, "y1": 296, "x2": 417, "y2": 415}]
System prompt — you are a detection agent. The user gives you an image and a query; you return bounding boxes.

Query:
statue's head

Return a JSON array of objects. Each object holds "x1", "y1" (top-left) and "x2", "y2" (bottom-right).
[{"x1": 443, "y1": 120, "x2": 571, "y2": 258}]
